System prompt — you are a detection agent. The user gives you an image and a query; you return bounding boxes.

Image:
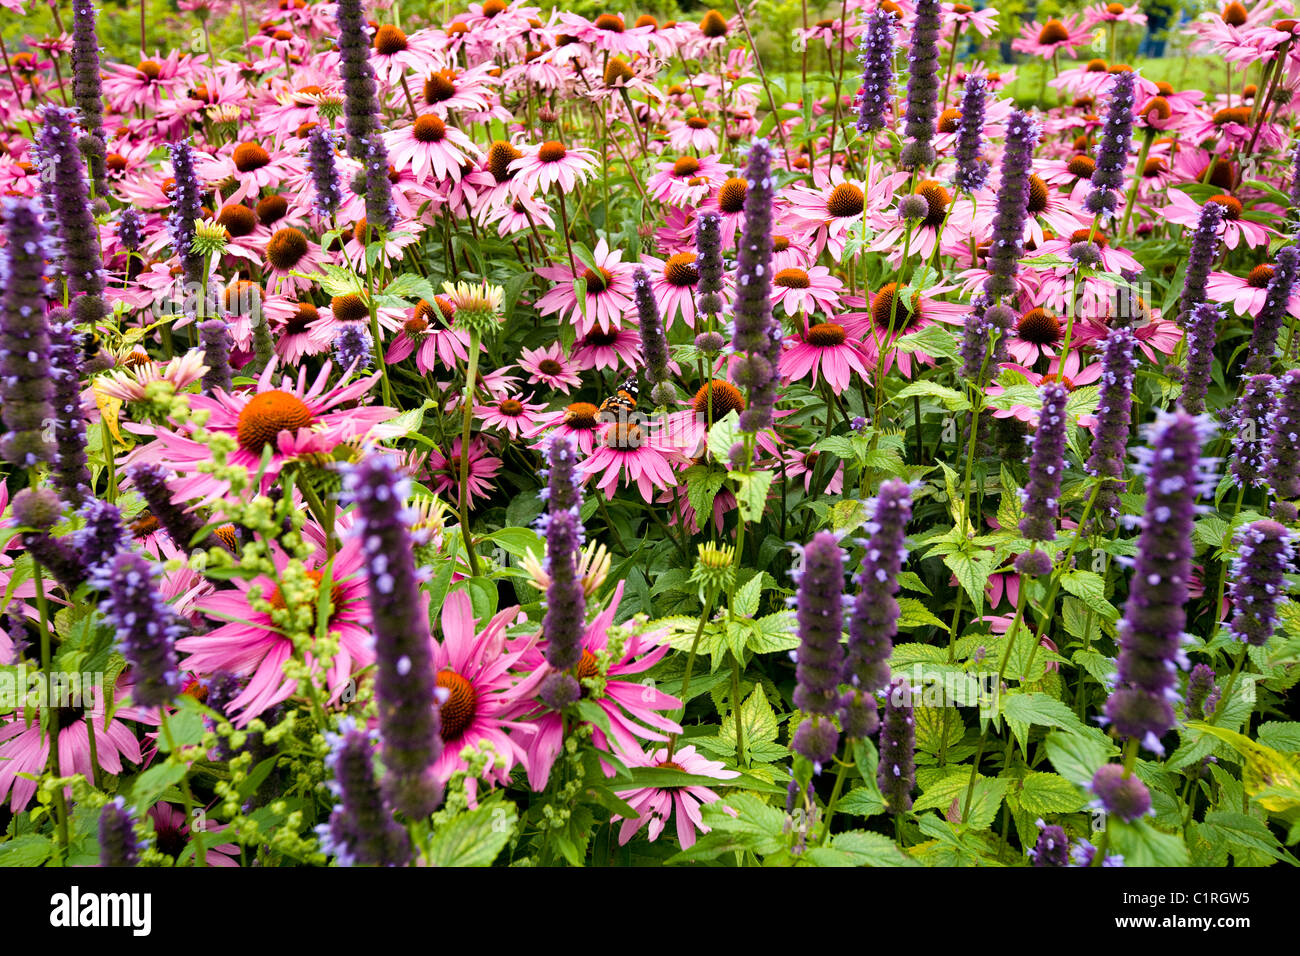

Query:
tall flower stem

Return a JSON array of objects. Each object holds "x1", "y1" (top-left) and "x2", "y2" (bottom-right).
[
  {"x1": 729, "y1": 0, "x2": 792, "y2": 166},
  {"x1": 33, "y1": 564, "x2": 70, "y2": 862},
  {"x1": 158, "y1": 709, "x2": 207, "y2": 866},
  {"x1": 1117, "y1": 127, "x2": 1155, "y2": 242},
  {"x1": 666, "y1": 589, "x2": 716, "y2": 761},
  {"x1": 458, "y1": 330, "x2": 483, "y2": 577}
]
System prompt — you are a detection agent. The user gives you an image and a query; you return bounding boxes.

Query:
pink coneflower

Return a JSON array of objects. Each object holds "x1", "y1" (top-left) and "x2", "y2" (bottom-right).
[
  {"x1": 521, "y1": 581, "x2": 681, "y2": 790},
  {"x1": 667, "y1": 116, "x2": 720, "y2": 153},
  {"x1": 560, "y1": 11, "x2": 656, "y2": 57},
  {"x1": 783, "y1": 170, "x2": 895, "y2": 260},
  {"x1": 476, "y1": 393, "x2": 547, "y2": 439},
  {"x1": 535, "y1": 238, "x2": 636, "y2": 335},
  {"x1": 572, "y1": 325, "x2": 643, "y2": 372},
  {"x1": 1083, "y1": 2, "x2": 1147, "y2": 27},
  {"x1": 125, "y1": 359, "x2": 399, "y2": 506},
  {"x1": 613, "y1": 744, "x2": 739, "y2": 848},
  {"x1": 149, "y1": 802, "x2": 241, "y2": 866},
  {"x1": 482, "y1": 194, "x2": 555, "y2": 237},
  {"x1": 367, "y1": 23, "x2": 441, "y2": 87},
  {"x1": 202, "y1": 140, "x2": 299, "y2": 205},
  {"x1": 1012, "y1": 15, "x2": 1094, "y2": 58},
  {"x1": 263, "y1": 297, "x2": 336, "y2": 364},
  {"x1": 518, "y1": 343, "x2": 583, "y2": 392},
  {"x1": 779, "y1": 322, "x2": 872, "y2": 393},
  {"x1": 1004, "y1": 306, "x2": 1100, "y2": 365},
  {"x1": 769, "y1": 266, "x2": 844, "y2": 318},
  {"x1": 418, "y1": 63, "x2": 497, "y2": 116},
  {"x1": 1162, "y1": 192, "x2": 1272, "y2": 250},
  {"x1": 385, "y1": 113, "x2": 481, "y2": 184},
  {"x1": 0, "y1": 680, "x2": 154, "y2": 811},
  {"x1": 525, "y1": 401, "x2": 605, "y2": 456},
  {"x1": 990, "y1": 352, "x2": 1105, "y2": 424},
  {"x1": 430, "y1": 590, "x2": 543, "y2": 793},
  {"x1": 782, "y1": 447, "x2": 843, "y2": 494},
  {"x1": 96, "y1": 350, "x2": 209, "y2": 403},
  {"x1": 1023, "y1": 172, "x2": 1088, "y2": 246},
  {"x1": 1206, "y1": 262, "x2": 1300, "y2": 319},
  {"x1": 646, "y1": 153, "x2": 727, "y2": 207},
  {"x1": 426, "y1": 436, "x2": 501, "y2": 507},
  {"x1": 943, "y1": 2, "x2": 1000, "y2": 38},
  {"x1": 263, "y1": 226, "x2": 329, "y2": 294},
  {"x1": 509, "y1": 140, "x2": 597, "y2": 194},
  {"x1": 841, "y1": 284, "x2": 967, "y2": 378},
  {"x1": 872, "y1": 179, "x2": 981, "y2": 262},
  {"x1": 581, "y1": 419, "x2": 688, "y2": 501},
  {"x1": 102, "y1": 51, "x2": 192, "y2": 112},
  {"x1": 638, "y1": 251, "x2": 727, "y2": 329},
  {"x1": 181, "y1": 527, "x2": 374, "y2": 724}
]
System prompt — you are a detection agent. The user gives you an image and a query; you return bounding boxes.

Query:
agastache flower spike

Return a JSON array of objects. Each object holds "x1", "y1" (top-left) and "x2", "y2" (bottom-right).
[
  {"x1": 1180, "y1": 302, "x2": 1221, "y2": 414},
  {"x1": 128, "y1": 463, "x2": 209, "y2": 551},
  {"x1": 48, "y1": 315, "x2": 92, "y2": 506},
  {"x1": 335, "y1": 0, "x2": 383, "y2": 159},
  {"x1": 1083, "y1": 70, "x2": 1136, "y2": 219},
  {"x1": 841, "y1": 480, "x2": 912, "y2": 738},
  {"x1": 333, "y1": 323, "x2": 374, "y2": 372},
  {"x1": 1227, "y1": 520, "x2": 1293, "y2": 647},
  {"x1": 11, "y1": 488, "x2": 86, "y2": 593},
  {"x1": 1264, "y1": 369, "x2": 1300, "y2": 501},
  {"x1": 983, "y1": 110, "x2": 1039, "y2": 300},
  {"x1": 953, "y1": 75, "x2": 990, "y2": 192},
  {"x1": 0, "y1": 197, "x2": 56, "y2": 469},
  {"x1": 167, "y1": 142, "x2": 205, "y2": 287},
  {"x1": 791, "y1": 531, "x2": 846, "y2": 770},
  {"x1": 1230, "y1": 374, "x2": 1276, "y2": 488},
  {"x1": 307, "y1": 125, "x2": 344, "y2": 219},
  {"x1": 1029, "y1": 820, "x2": 1070, "y2": 867},
  {"x1": 1085, "y1": 328, "x2": 1137, "y2": 529},
  {"x1": 695, "y1": 212, "x2": 724, "y2": 317},
  {"x1": 93, "y1": 552, "x2": 183, "y2": 708},
  {"x1": 1244, "y1": 245, "x2": 1299, "y2": 375},
  {"x1": 344, "y1": 455, "x2": 443, "y2": 818},
  {"x1": 70, "y1": 0, "x2": 109, "y2": 201},
  {"x1": 316, "y1": 718, "x2": 411, "y2": 867},
  {"x1": 118, "y1": 208, "x2": 143, "y2": 256},
  {"x1": 878, "y1": 681, "x2": 916, "y2": 813},
  {"x1": 1185, "y1": 663, "x2": 1218, "y2": 720},
  {"x1": 1104, "y1": 410, "x2": 1217, "y2": 754},
  {"x1": 98, "y1": 797, "x2": 141, "y2": 868},
  {"x1": 38, "y1": 107, "x2": 106, "y2": 325},
  {"x1": 634, "y1": 267, "x2": 670, "y2": 389},
  {"x1": 79, "y1": 498, "x2": 127, "y2": 575},
  {"x1": 855, "y1": 9, "x2": 897, "y2": 134},
  {"x1": 198, "y1": 318, "x2": 232, "y2": 394},
  {"x1": 731, "y1": 139, "x2": 780, "y2": 434},
  {"x1": 899, "y1": 0, "x2": 942, "y2": 170},
  {"x1": 1177, "y1": 201, "x2": 1224, "y2": 328},
  {"x1": 537, "y1": 435, "x2": 586, "y2": 708},
  {"x1": 1018, "y1": 382, "x2": 1069, "y2": 543}
]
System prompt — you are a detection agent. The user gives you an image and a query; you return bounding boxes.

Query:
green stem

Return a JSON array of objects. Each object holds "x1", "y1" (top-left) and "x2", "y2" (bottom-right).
[{"x1": 458, "y1": 330, "x2": 483, "y2": 577}]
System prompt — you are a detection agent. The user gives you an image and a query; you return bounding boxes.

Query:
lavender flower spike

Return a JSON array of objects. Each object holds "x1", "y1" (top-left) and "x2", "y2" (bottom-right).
[
  {"x1": 98, "y1": 797, "x2": 141, "y2": 867},
  {"x1": 731, "y1": 139, "x2": 780, "y2": 434},
  {"x1": 199, "y1": 318, "x2": 233, "y2": 394},
  {"x1": 695, "y1": 212, "x2": 724, "y2": 317},
  {"x1": 855, "y1": 9, "x2": 897, "y2": 134},
  {"x1": 1244, "y1": 245, "x2": 1300, "y2": 375},
  {"x1": 39, "y1": 107, "x2": 106, "y2": 324},
  {"x1": 316, "y1": 718, "x2": 411, "y2": 867},
  {"x1": 878, "y1": 680, "x2": 916, "y2": 813},
  {"x1": 1085, "y1": 328, "x2": 1136, "y2": 529},
  {"x1": 344, "y1": 455, "x2": 443, "y2": 818},
  {"x1": 841, "y1": 480, "x2": 912, "y2": 738},
  {"x1": 791, "y1": 531, "x2": 846, "y2": 770},
  {"x1": 70, "y1": 0, "x2": 108, "y2": 202},
  {"x1": 48, "y1": 315, "x2": 92, "y2": 506},
  {"x1": 94, "y1": 552, "x2": 183, "y2": 708},
  {"x1": 1104, "y1": 410, "x2": 1216, "y2": 754},
  {"x1": 1180, "y1": 301, "x2": 1221, "y2": 414},
  {"x1": 633, "y1": 267, "x2": 669, "y2": 388},
  {"x1": 899, "y1": 0, "x2": 942, "y2": 170},
  {"x1": 1083, "y1": 70, "x2": 1136, "y2": 219},
  {"x1": 1230, "y1": 374, "x2": 1276, "y2": 488},
  {"x1": 1176, "y1": 201, "x2": 1224, "y2": 328},
  {"x1": 1228, "y1": 520, "x2": 1294, "y2": 646},
  {"x1": 952, "y1": 75, "x2": 990, "y2": 192},
  {"x1": 983, "y1": 110, "x2": 1039, "y2": 300},
  {"x1": 1264, "y1": 369, "x2": 1300, "y2": 500},
  {"x1": 1018, "y1": 382, "x2": 1069, "y2": 543},
  {"x1": 1185, "y1": 663, "x2": 1217, "y2": 720},
  {"x1": 167, "y1": 142, "x2": 205, "y2": 287},
  {"x1": 0, "y1": 198, "x2": 56, "y2": 469},
  {"x1": 307, "y1": 124, "x2": 344, "y2": 219},
  {"x1": 537, "y1": 434, "x2": 586, "y2": 708}
]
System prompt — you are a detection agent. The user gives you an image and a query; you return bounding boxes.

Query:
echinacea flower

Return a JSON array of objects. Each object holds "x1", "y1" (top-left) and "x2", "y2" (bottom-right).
[
  {"x1": 509, "y1": 140, "x2": 597, "y2": 195},
  {"x1": 779, "y1": 322, "x2": 872, "y2": 393},
  {"x1": 612, "y1": 744, "x2": 739, "y2": 849},
  {"x1": 426, "y1": 436, "x2": 502, "y2": 507}
]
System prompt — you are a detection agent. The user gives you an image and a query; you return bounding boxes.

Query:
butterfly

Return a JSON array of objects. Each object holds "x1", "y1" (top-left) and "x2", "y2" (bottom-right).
[{"x1": 598, "y1": 377, "x2": 639, "y2": 419}]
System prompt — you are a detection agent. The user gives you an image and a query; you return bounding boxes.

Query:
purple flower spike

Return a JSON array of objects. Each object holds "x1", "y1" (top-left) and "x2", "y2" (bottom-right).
[
  {"x1": 953, "y1": 75, "x2": 990, "y2": 192},
  {"x1": 1090, "y1": 764, "x2": 1151, "y2": 822},
  {"x1": 98, "y1": 796, "x2": 141, "y2": 867},
  {"x1": 1244, "y1": 245, "x2": 1300, "y2": 375},
  {"x1": 730, "y1": 139, "x2": 780, "y2": 435},
  {"x1": 1029, "y1": 820, "x2": 1070, "y2": 867},
  {"x1": 877, "y1": 681, "x2": 916, "y2": 814},
  {"x1": 1019, "y1": 382, "x2": 1069, "y2": 542},
  {"x1": 1105, "y1": 410, "x2": 1216, "y2": 753},
  {"x1": 1085, "y1": 328, "x2": 1137, "y2": 529},
  {"x1": 343, "y1": 455, "x2": 443, "y2": 819},
  {"x1": 899, "y1": 0, "x2": 941, "y2": 170},
  {"x1": 93, "y1": 551, "x2": 183, "y2": 708},
  {"x1": 0, "y1": 198, "x2": 55, "y2": 470},
  {"x1": 983, "y1": 110, "x2": 1039, "y2": 300},
  {"x1": 1177, "y1": 201, "x2": 1224, "y2": 328},
  {"x1": 1083, "y1": 70, "x2": 1136, "y2": 219},
  {"x1": 792, "y1": 531, "x2": 846, "y2": 768},
  {"x1": 855, "y1": 9, "x2": 897, "y2": 134},
  {"x1": 317, "y1": 718, "x2": 411, "y2": 867},
  {"x1": 1230, "y1": 374, "x2": 1276, "y2": 488},
  {"x1": 538, "y1": 434, "x2": 586, "y2": 675},
  {"x1": 1228, "y1": 520, "x2": 1294, "y2": 647},
  {"x1": 1265, "y1": 369, "x2": 1300, "y2": 500}
]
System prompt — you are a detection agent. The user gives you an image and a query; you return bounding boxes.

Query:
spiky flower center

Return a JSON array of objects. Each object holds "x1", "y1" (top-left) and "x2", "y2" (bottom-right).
[
  {"x1": 700, "y1": 9, "x2": 728, "y2": 36},
  {"x1": 938, "y1": 107, "x2": 963, "y2": 133},
  {"x1": 1067, "y1": 154, "x2": 1096, "y2": 178},
  {"x1": 604, "y1": 57, "x2": 633, "y2": 86},
  {"x1": 218, "y1": 204, "x2": 257, "y2": 237},
  {"x1": 672, "y1": 155, "x2": 701, "y2": 177},
  {"x1": 257, "y1": 194, "x2": 288, "y2": 225},
  {"x1": 686, "y1": 116, "x2": 711, "y2": 129},
  {"x1": 329, "y1": 293, "x2": 369, "y2": 324},
  {"x1": 603, "y1": 421, "x2": 644, "y2": 448},
  {"x1": 373, "y1": 24, "x2": 409, "y2": 55},
  {"x1": 137, "y1": 60, "x2": 162, "y2": 80},
  {"x1": 594, "y1": 13, "x2": 625, "y2": 31},
  {"x1": 1106, "y1": 2, "x2": 1125, "y2": 13},
  {"x1": 827, "y1": 182, "x2": 865, "y2": 218},
  {"x1": 413, "y1": 114, "x2": 447, "y2": 143},
  {"x1": 1069, "y1": 228, "x2": 1109, "y2": 247},
  {"x1": 806, "y1": 322, "x2": 847, "y2": 347},
  {"x1": 692, "y1": 380, "x2": 745, "y2": 420},
  {"x1": 915, "y1": 180, "x2": 951, "y2": 227},
  {"x1": 1027, "y1": 174, "x2": 1050, "y2": 214},
  {"x1": 1086, "y1": 58, "x2": 1108, "y2": 72},
  {"x1": 498, "y1": 399, "x2": 525, "y2": 416},
  {"x1": 286, "y1": 303, "x2": 319, "y2": 334},
  {"x1": 718, "y1": 177, "x2": 748, "y2": 212},
  {"x1": 664, "y1": 252, "x2": 700, "y2": 287},
  {"x1": 1222, "y1": 2, "x2": 1248, "y2": 26},
  {"x1": 1141, "y1": 96, "x2": 1172, "y2": 120},
  {"x1": 582, "y1": 267, "x2": 614, "y2": 293},
  {"x1": 488, "y1": 140, "x2": 522, "y2": 182},
  {"x1": 773, "y1": 235, "x2": 790, "y2": 252},
  {"x1": 1038, "y1": 19, "x2": 1070, "y2": 44},
  {"x1": 436, "y1": 669, "x2": 477, "y2": 740},
  {"x1": 538, "y1": 358, "x2": 564, "y2": 375},
  {"x1": 537, "y1": 141, "x2": 568, "y2": 163},
  {"x1": 564, "y1": 402, "x2": 601, "y2": 429},
  {"x1": 267, "y1": 227, "x2": 309, "y2": 269},
  {"x1": 1248, "y1": 264, "x2": 1275, "y2": 288},
  {"x1": 1143, "y1": 157, "x2": 1168, "y2": 177},
  {"x1": 872, "y1": 283, "x2": 923, "y2": 331},
  {"x1": 237, "y1": 390, "x2": 315, "y2": 452},
  {"x1": 774, "y1": 267, "x2": 811, "y2": 289},
  {"x1": 1207, "y1": 194, "x2": 1243, "y2": 220},
  {"x1": 424, "y1": 69, "x2": 457, "y2": 103},
  {"x1": 1017, "y1": 308, "x2": 1061, "y2": 345},
  {"x1": 1213, "y1": 106, "x2": 1253, "y2": 125},
  {"x1": 233, "y1": 142, "x2": 271, "y2": 172}
]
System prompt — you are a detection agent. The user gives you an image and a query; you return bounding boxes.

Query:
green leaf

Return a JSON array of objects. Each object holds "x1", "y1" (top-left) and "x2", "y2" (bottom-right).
[
  {"x1": 718, "y1": 687, "x2": 780, "y2": 748},
  {"x1": 1002, "y1": 692, "x2": 1095, "y2": 740},
  {"x1": 426, "y1": 801, "x2": 517, "y2": 866},
  {"x1": 894, "y1": 380, "x2": 971, "y2": 412},
  {"x1": 816, "y1": 830, "x2": 912, "y2": 866},
  {"x1": 0, "y1": 833, "x2": 52, "y2": 867},
  {"x1": 1200, "y1": 811, "x2": 1292, "y2": 864},
  {"x1": 1060, "y1": 570, "x2": 1118, "y2": 620},
  {"x1": 732, "y1": 469, "x2": 774, "y2": 523},
  {"x1": 666, "y1": 792, "x2": 786, "y2": 862},
  {"x1": 706, "y1": 411, "x2": 740, "y2": 462},
  {"x1": 732, "y1": 572, "x2": 765, "y2": 618},
  {"x1": 897, "y1": 597, "x2": 947, "y2": 630},
  {"x1": 894, "y1": 323, "x2": 959, "y2": 361},
  {"x1": 1108, "y1": 818, "x2": 1190, "y2": 867},
  {"x1": 943, "y1": 549, "x2": 996, "y2": 611},
  {"x1": 132, "y1": 763, "x2": 188, "y2": 809},
  {"x1": 1044, "y1": 729, "x2": 1114, "y2": 789},
  {"x1": 1018, "y1": 771, "x2": 1087, "y2": 814},
  {"x1": 838, "y1": 786, "x2": 885, "y2": 819},
  {"x1": 684, "y1": 465, "x2": 727, "y2": 528}
]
